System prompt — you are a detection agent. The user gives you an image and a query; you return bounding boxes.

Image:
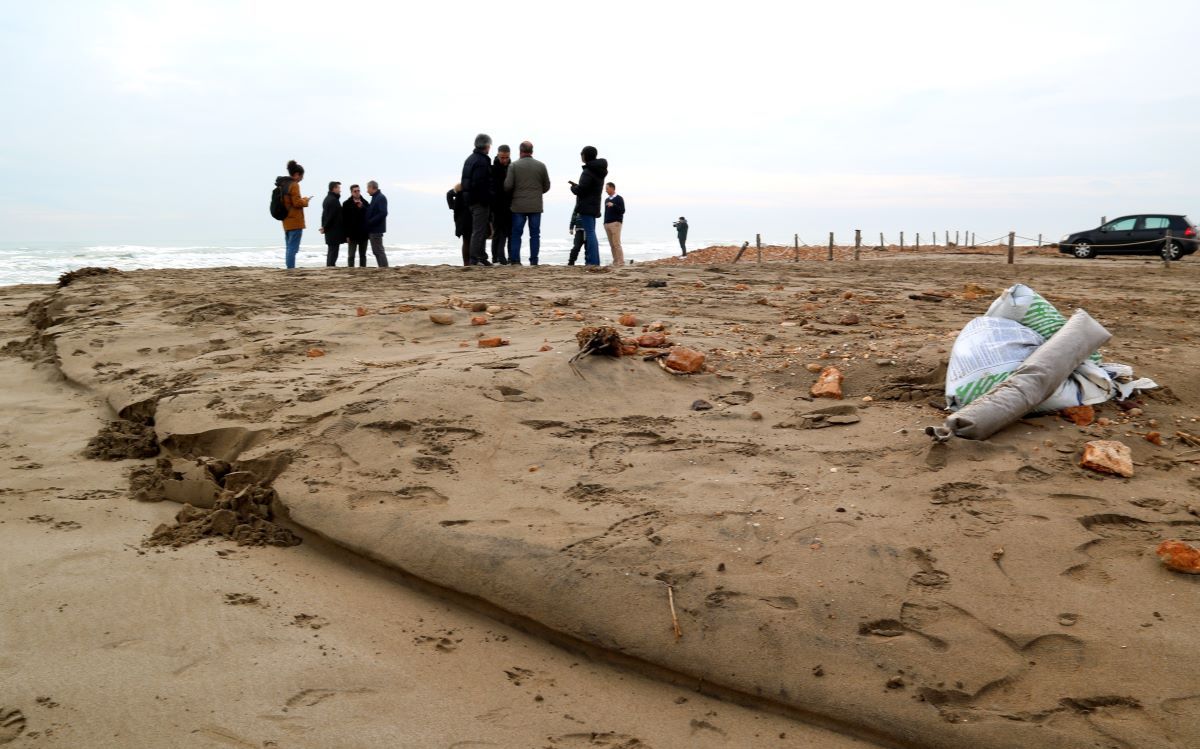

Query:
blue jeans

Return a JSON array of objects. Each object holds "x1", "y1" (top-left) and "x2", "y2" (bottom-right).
[
  {"x1": 510, "y1": 212, "x2": 541, "y2": 264},
  {"x1": 284, "y1": 229, "x2": 303, "y2": 269},
  {"x1": 579, "y1": 215, "x2": 600, "y2": 266}
]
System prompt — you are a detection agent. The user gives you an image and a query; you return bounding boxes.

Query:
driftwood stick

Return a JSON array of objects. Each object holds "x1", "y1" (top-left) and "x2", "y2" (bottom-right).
[{"x1": 666, "y1": 584, "x2": 682, "y2": 640}]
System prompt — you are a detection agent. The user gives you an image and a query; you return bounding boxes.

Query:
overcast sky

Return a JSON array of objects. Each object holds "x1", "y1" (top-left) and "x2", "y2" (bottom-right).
[{"x1": 2, "y1": 0, "x2": 1198, "y2": 246}]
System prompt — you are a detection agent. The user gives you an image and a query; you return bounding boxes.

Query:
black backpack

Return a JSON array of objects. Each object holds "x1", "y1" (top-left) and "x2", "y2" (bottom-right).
[{"x1": 270, "y1": 179, "x2": 291, "y2": 221}]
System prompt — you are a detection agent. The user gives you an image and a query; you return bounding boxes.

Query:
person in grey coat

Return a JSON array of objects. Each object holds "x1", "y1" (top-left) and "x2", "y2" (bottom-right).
[{"x1": 503, "y1": 140, "x2": 551, "y2": 265}]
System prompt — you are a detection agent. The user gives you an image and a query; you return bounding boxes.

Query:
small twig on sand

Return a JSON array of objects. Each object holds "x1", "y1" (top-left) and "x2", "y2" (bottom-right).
[
  {"x1": 666, "y1": 584, "x2": 682, "y2": 640},
  {"x1": 1176, "y1": 431, "x2": 1200, "y2": 448}
]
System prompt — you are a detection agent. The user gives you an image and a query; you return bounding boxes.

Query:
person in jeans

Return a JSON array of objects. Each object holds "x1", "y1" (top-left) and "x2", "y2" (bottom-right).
[
  {"x1": 568, "y1": 210, "x2": 586, "y2": 265},
  {"x1": 341, "y1": 184, "x2": 369, "y2": 267},
  {"x1": 460, "y1": 133, "x2": 493, "y2": 266},
  {"x1": 569, "y1": 146, "x2": 608, "y2": 266},
  {"x1": 489, "y1": 145, "x2": 513, "y2": 265},
  {"x1": 278, "y1": 159, "x2": 311, "y2": 268},
  {"x1": 320, "y1": 181, "x2": 344, "y2": 266},
  {"x1": 602, "y1": 182, "x2": 625, "y2": 266},
  {"x1": 504, "y1": 140, "x2": 551, "y2": 265},
  {"x1": 673, "y1": 216, "x2": 689, "y2": 256},
  {"x1": 364, "y1": 180, "x2": 389, "y2": 267}
]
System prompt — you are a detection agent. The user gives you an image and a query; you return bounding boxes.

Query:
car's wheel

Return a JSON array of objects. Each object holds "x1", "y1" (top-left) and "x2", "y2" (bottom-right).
[
  {"x1": 1072, "y1": 241, "x2": 1095, "y2": 259},
  {"x1": 1162, "y1": 241, "x2": 1183, "y2": 261}
]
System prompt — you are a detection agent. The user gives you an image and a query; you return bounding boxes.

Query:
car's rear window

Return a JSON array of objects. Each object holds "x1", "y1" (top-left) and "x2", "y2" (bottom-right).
[{"x1": 1145, "y1": 217, "x2": 1170, "y2": 229}]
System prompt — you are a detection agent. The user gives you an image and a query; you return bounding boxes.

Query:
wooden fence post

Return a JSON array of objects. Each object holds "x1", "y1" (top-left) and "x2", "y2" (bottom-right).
[
  {"x1": 900, "y1": 231, "x2": 904, "y2": 251},
  {"x1": 732, "y1": 241, "x2": 750, "y2": 263},
  {"x1": 879, "y1": 232, "x2": 884, "y2": 250},
  {"x1": 955, "y1": 231, "x2": 960, "y2": 248},
  {"x1": 855, "y1": 229, "x2": 862, "y2": 261},
  {"x1": 756, "y1": 233, "x2": 762, "y2": 264},
  {"x1": 970, "y1": 232, "x2": 975, "y2": 248},
  {"x1": 1164, "y1": 229, "x2": 1173, "y2": 269},
  {"x1": 794, "y1": 233, "x2": 799, "y2": 262},
  {"x1": 945, "y1": 229, "x2": 950, "y2": 248},
  {"x1": 916, "y1": 232, "x2": 920, "y2": 250},
  {"x1": 828, "y1": 232, "x2": 834, "y2": 261},
  {"x1": 1007, "y1": 231, "x2": 1015, "y2": 265},
  {"x1": 1038, "y1": 233, "x2": 1043, "y2": 247}
]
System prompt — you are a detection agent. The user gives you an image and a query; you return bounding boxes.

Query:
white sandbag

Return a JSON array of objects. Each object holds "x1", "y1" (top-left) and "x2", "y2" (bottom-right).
[
  {"x1": 945, "y1": 317, "x2": 1113, "y2": 412},
  {"x1": 986, "y1": 283, "x2": 1101, "y2": 363},
  {"x1": 943, "y1": 310, "x2": 1112, "y2": 440}
]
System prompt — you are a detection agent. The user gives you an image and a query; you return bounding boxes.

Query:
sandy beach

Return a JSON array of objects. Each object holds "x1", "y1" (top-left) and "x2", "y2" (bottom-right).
[{"x1": 3, "y1": 248, "x2": 1199, "y2": 748}]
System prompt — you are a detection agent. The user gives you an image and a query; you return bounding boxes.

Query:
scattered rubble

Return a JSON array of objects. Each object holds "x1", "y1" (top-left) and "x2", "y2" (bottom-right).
[
  {"x1": 665, "y1": 348, "x2": 706, "y2": 374},
  {"x1": 1080, "y1": 440, "x2": 1134, "y2": 478},
  {"x1": 1156, "y1": 540, "x2": 1200, "y2": 574},
  {"x1": 810, "y1": 367, "x2": 844, "y2": 399}
]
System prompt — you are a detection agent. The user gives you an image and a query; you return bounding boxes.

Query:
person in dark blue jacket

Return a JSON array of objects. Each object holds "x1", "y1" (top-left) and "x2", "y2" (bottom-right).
[
  {"x1": 603, "y1": 182, "x2": 625, "y2": 266},
  {"x1": 364, "y1": 181, "x2": 389, "y2": 267},
  {"x1": 460, "y1": 134, "x2": 493, "y2": 266}
]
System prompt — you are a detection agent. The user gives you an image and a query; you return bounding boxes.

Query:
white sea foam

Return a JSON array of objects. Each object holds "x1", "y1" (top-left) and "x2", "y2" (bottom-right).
[{"x1": 0, "y1": 237, "x2": 708, "y2": 287}]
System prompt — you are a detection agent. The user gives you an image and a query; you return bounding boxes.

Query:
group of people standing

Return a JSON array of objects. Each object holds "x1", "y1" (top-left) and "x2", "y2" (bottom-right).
[
  {"x1": 448, "y1": 135, "x2": 619, "y2": 267},
  {"x1": 273, "y1": 160, "x2": 391, "y2": 268},
  {"x1": 272, "y1": 142, "x2": 690, "y2": 268}
]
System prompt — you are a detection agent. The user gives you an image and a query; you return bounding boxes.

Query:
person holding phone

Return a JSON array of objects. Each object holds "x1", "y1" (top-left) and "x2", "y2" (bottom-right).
[
  {"x1": 279, "y1": 159, "x2": 311, "y2": 269},
  {"x1": 568, "y1": 146, "x2": 608, "y2": 266}
]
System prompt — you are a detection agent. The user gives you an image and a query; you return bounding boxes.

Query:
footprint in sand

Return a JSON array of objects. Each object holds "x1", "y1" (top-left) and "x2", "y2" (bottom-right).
[
  {"x1": 414, "y1": 630, "x2": 461, "y2": 653},
  {"x1": 0, "y1": 708, "x2": 26, "y2": 745},
  {"x1": 927, "y1": 482, "x2": 1013, "y2": 536},
  {"x1": 543, "y1": 732, "x2": 649, "y2": 749},
  {"x1": 1063, "y1": 513, "x2": 1200, "y2": 584}
]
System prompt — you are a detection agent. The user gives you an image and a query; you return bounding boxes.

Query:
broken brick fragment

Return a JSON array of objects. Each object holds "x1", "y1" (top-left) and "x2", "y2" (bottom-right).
[
  {"x1": 810, "y1": 366, "x2": 844, "y2": 399},
  {"x1": 665, "y1": 347, "x2": 706, "y2": 373},
  {"x1": 1080, "y1": 440, "x2": 1133, "y2": 478}
]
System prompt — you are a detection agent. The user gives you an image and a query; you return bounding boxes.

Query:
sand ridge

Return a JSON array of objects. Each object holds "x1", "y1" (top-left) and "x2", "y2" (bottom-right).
[
  {"x1": 0, "y1": 282, "x2": 874, "y2": 748},
  {"x1": 8, "y1": 253, "x2": 1200, "y2": 747}
]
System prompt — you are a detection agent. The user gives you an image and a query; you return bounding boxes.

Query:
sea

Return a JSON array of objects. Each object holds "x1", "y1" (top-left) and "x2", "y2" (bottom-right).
[{"x1": 0, "y1": 238, "x2": 703, "y2": 287}]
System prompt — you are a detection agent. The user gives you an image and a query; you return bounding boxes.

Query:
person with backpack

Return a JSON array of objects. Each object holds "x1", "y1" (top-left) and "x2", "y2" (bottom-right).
[
  {"x1": 320, "y1": 181, "x2": 344, "y2": 267},
  {"x1": 446, "y1": 183, "x2": 473, "y2": 266},
  {"x1": 568, "y1": 146, "x2": 608, "y2": 266},
  {"x1": 341, "y1": 184, "x2": 370, "y2": 267},
  {"x1": 364, "y1": 180, "x2": 389, "y2": 267},
  {"x1": 272, "y1": 159, "x2": 311, "y2": 268}
]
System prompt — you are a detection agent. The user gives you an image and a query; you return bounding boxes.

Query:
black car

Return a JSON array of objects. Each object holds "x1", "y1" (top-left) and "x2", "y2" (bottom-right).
[{"x1": 1060, "y1": 214, "x2": 1197, "y2": 260}]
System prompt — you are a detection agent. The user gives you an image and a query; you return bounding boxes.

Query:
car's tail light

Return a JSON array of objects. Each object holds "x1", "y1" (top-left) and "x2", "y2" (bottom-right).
[{"x1": 1186, "y1": 226, "x2": 1196, "y2": 238}]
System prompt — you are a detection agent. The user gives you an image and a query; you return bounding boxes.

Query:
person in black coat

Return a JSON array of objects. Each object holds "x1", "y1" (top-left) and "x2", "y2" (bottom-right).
[
  {"x1": 460, "y1": 133, "x2": 493, "y2": 266},
  {"x1": 673, "y1": 216, "x2": 689, "y2": 256},
  {"x1": 568, "y1": 146, "x2": 608, "y2": 266},
  {"x1": 489, "y1": 145, "x2": 512, "y2": 265},
  {"x1": 568, "y1": 210, "x2": 586, "y2": 266},
  {"x1": 320, "y1": 181, "x2": 344, "y2": 266},
  {"x1": 341, "y1": 184, "x2": 370, "y2": 267},
  {"x1": 446, "y1": 184, "x2": 473, "y2": 267}
]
